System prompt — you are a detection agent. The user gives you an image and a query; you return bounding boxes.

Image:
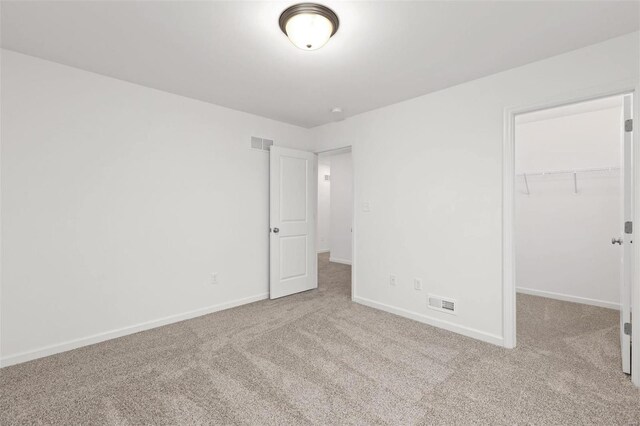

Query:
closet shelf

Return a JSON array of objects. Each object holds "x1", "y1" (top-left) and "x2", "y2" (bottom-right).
[
  {"x1": 516, "y1": 166, "x2": 620, "y2": 196},
  {"x1": 516, "y1": 166, "x2": 620, "y2": 178}
]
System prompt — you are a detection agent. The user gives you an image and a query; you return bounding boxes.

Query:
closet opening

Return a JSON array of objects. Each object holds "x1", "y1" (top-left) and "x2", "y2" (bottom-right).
[
  {"x1": 316, "y1": 147, "x2": 353, "y2": 299},
  {"x1": 513, "y1": 94, "x2": 633, "y2": 376}
]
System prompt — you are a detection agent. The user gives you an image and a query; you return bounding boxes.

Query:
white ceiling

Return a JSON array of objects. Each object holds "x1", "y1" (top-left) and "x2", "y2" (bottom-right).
[{"x1": 2, "y1": 1, "x2": 638, "y2": 128}]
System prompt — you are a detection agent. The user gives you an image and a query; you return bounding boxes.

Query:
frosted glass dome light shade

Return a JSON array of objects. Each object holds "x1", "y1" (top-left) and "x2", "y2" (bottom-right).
[
  {"x1": 285, "y1": 13, "x2": 333, "y2": 50},
  {"x1": 279, "y1": 3, "x2": 339, "y2": 51}
]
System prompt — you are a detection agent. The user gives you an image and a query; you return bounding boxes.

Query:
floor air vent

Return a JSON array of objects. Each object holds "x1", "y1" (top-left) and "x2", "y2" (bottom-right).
[{"x1": 428, "y1": 295, "x2": 457, "y2": 315}]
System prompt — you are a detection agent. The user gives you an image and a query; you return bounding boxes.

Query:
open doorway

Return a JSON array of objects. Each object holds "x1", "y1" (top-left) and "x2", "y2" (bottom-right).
[
  {"x1": 316, "y1": 147, "x2": 353, "y2": 298},
  {"x1": 513, "y1": 94, "x2": 633, "y2": 376}
]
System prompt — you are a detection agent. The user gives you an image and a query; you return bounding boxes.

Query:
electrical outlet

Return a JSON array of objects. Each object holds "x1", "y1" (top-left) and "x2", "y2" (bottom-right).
[
  {"x1": 363, "y1": 202, "x2": 371, "y2": 212},
  {"x1": 414, "y1": 278, "x2": 423, "y2": 291},
  {"x1": 211, "y1": 272, "x2": 219, "y2": 285},
  {"x1": 389, "y1": 274, "x2": 397, "y2": 287}
]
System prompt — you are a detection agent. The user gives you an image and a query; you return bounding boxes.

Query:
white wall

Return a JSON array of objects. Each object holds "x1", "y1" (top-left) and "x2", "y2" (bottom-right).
[
  {"x1": 516, "y1": 105, "x2": 623, "y2": 309},
  {"x1": 316, "y1": 157, "x2": 331, "y2": 252},
  {"x1": 329, "y1": 152, "x2": 353, "y2": 264},
  {"x1": 311, "y1": 32, "x2": 639, "y2": 345},
  {"x1": 0, "y1": 50, "x2": 312, "y2": 365}
]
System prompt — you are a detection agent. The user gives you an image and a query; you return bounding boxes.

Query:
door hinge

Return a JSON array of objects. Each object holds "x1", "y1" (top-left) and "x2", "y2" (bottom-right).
[
  {"x1": 625, "y1": 119, "x2": 633, "y2": 132},
  {"x1": 624, "y1": 322, "x2": 631, "y2": 336},
  {"x1": 625, "y1": 221, "x2": 633, "y2": 234}
]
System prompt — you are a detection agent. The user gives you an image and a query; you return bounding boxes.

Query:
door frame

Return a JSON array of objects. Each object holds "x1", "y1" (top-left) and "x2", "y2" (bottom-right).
[
  {"x1": 502, "y1": 80, "x2": 640, "y2": 387},
  {"x1": 316, "y1": 145, "x2": 356, "y2": 301}
]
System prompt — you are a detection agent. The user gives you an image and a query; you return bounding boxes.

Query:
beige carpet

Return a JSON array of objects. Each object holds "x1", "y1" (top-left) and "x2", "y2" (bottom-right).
[{"x1": 1, "y1": 253, "x2": 639, "y2": 424}]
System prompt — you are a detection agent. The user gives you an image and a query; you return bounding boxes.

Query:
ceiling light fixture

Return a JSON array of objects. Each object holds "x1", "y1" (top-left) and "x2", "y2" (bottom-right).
[{"x1": 279, "y1": 3, "x2": 339, "y2": 51}]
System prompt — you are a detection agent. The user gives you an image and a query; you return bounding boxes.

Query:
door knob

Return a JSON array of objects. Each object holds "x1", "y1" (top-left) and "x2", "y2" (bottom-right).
[
  {"x1": 612, "y1": 237, "x2": 623, "y2": 245},
  {"x1": 273, "y1": 227, "x2": 279, "y2": 234}
]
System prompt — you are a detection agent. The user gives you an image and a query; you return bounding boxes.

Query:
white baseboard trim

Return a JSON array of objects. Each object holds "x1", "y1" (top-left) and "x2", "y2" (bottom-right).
[
  {"x1": 316, "y1": 249, "x2": 330, "y2": 254},
  {"x1": 329, "y1": 257, "x2": 352, "y2": 265},
  {"x1": 516, "y1": 287, "x2": 619, "y2": 310},
  {"x1": 353, "y1": 296, "x2": 503, "y2": 347},
  {"x1": 0, "y1": 292, "x2": 269, "y2": 368}
]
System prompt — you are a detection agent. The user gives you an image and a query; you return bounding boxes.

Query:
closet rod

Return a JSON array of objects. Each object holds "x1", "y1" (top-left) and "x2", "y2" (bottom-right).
[{"x1": 516, "y1": 166, "x2": 620, "y2": 177}]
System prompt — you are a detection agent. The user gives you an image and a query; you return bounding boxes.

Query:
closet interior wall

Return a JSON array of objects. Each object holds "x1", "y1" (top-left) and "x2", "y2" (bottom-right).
[{"x1": 515, "y1": 98, "x2": 624, "y2": 309}]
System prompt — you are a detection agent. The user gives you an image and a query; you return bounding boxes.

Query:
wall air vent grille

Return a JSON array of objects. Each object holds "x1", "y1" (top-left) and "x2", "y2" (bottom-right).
[
  {"x1": 250, "y1": 137, "x2": 275, "y2": 152},
  {"x1": 428, "y1": 295, "x2": 457, "y2": 315},
  {"x1": 442, "y1": 300, "x2": 455, "y2": 311},
  {"x1": 251, "y1": 136, "x2": 263, "y2": 150}
]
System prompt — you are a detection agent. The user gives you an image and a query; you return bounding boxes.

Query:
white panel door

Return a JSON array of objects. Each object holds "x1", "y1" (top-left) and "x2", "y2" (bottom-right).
[
  {"x1": 620, "y1": 94, "x2": 633, "y2": 374},
  {"x1": 270, "y1": 146, "x2": 317, "y2": 299}
]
